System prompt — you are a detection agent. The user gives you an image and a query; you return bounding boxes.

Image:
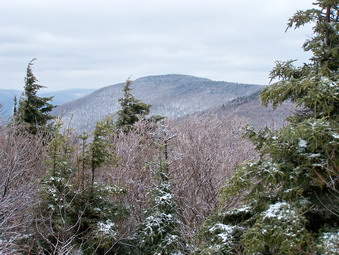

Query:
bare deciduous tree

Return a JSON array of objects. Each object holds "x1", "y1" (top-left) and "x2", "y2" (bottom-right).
[
  {"x1": 0, "y1": 127, "x2": 45, "y2": 253},
  {"x1": 168, "y1": 115, "x2": 257, "y2": 238},
  {"x1": 108, "y1": 121, "x2": 157, "y2": 236},
  {"x1": 101, "y1": 116, "x2": 257, "y2": 241}
]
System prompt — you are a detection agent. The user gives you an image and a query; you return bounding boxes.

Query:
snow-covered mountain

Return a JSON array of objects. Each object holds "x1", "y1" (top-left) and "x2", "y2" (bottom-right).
[{"x1": 53, "y1": 74, "x2": 264, "y2": 132}]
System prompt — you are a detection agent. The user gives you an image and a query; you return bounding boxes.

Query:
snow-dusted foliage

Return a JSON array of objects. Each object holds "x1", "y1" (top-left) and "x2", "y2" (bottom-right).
[
  {"x1": 317, "y1": 229, "x2": 339, "y2": 255},
  {"x1": 29, "y1": 121, "x2": 128, "y2": 254},
  {"x1": 116, "y1": 79, "x2": 151, "y2": 133},
  {"x1": 196, "y1": 1, "x2": 338, "y2": 254},
  {"x1": 32, "y1": 129, "x2": 81, "y2": 254},
  {"x1": 136, "y1": 155, "x2": 187, "y2": 255},
  {"x1": 201, "y1": 224, "x2": 244, "y2": 254},
  {"x1": 193, "y1": 206, "x2": 249, "y2": 255},
  {"x1": 74, "y1": 182, "x2": 127, "y2": 255},
  {"x1": 241, "y1": 201, "x2": 311, "y2": 254}
]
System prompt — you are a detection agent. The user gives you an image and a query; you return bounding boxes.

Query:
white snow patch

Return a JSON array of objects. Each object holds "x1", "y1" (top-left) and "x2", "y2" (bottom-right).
[
  {"x1": 209, "y1": 223, "x2": 236, "y2": 233},
  {"x1": 319, "y1": 231, "x2": 339, "y2": 255},
  {"x1": 320, "y1": 76, "x2": 337, "y2": 87},
  {"x1": 298, "y1": 139, "x2": 307, "y2": 148},
  {"x1": 96, "y1": 220, "x2": 116, "y2": 237},
  {"x1": 236, "y1": 206, "x2": 251, "y2": 213},
  {"x1": 170, "y1": 252, "x2": 184, "y2": 255},
  {"x1": 158, "y1": 193, "x2": 173, "y2": 201},
  {"x1": 209, "y1": 224, "x2": 236, "y2": 243},
  {"x1": 263, "y1": 202, "x2": 296, "y2": 220},
  {"x1": 308, "y1": 153, "x2": 321, "y2": 158}
]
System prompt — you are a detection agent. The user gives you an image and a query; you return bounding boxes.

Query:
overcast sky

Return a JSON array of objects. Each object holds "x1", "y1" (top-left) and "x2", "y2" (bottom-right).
[{"x1": 0, "y1": 0, "x2": 314, "y2": 91}]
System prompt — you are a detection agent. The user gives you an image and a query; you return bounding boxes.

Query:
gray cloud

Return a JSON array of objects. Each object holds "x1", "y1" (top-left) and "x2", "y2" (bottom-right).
[{"x1": 0, "y1": 0, "x2": 313, "y2": 91}]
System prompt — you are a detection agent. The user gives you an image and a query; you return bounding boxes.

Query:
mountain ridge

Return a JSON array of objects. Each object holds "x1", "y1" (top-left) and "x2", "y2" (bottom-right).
[{"x1": 53, "y1": 74, "x2": 264, "y2": 132}]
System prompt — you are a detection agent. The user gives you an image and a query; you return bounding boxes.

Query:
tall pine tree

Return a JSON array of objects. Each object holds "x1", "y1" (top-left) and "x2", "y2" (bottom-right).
[
  {"x1": 15, "y1": 59, "x2": 55, "y2": 134},
  {"x1": 197, "y1": 1, "x2": 338, "y2": 254}
]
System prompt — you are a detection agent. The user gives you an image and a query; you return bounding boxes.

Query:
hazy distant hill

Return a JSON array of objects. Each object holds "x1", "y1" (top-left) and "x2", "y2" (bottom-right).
[
  {"x1": 53, "y1": 74, "x2": 264, "y2": 132},
  {"x1": 0, "y1": 88, "x2": 95, "y2": 116},
  {"x1": 0, "y1": 89, "x2": 21, "y2": 115},
  {"x1": 42, "y1": 89, "x2": 96, "y2": 106}
]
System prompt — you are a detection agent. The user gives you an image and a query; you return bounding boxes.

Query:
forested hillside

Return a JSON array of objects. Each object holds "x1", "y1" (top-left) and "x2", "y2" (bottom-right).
[
  {"x1": 0, "y1": 1, "x2": 338, "y2": 254},
  {"x1": 205, "y1": 90, "x2": 296, "y2": 129},
  {"x1": 52, "y1": 74, "x2": 263, "y2": 132}
]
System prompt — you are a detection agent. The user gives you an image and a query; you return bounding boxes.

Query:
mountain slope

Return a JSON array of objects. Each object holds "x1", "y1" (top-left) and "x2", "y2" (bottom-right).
[
  {"x1": 201, "y1": 90, "x2": 296, "y2": 129},
  {"x1": 53, "y1": 74, "x2": 264, "y2": 132}
]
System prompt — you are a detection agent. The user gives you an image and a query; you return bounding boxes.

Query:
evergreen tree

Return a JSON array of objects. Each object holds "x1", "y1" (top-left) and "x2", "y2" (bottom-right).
[
  {"x1": 74, "y1": 182, "x2": 127, "y2": 255},
  {"x1": 90, "y1": 116, "x2": 116, "y2": 184},
  {"x1": 74, "y1": 116, "x2": 127, "y2": 254},
  {"x1": 13, "y1": 96, "x2": 17, "y2": 116},
  {"x1": 197, "y1": 1, "x2": 338, "y2": 254},
  {"x1": 32, "y1": 119, "x2": 127, "y2": 254},
  {"x1": 136, "y1": 142, "x2": 187, "y2": 255},
  {"x1": 15, "y1": 59, "x2": 55, "y2": 134},
  {"x1": 116, "y1": 79, "x2": 151, "y2": 133},
  {"x1": 33, "y1": 125, "x2": 80, "y2": 254},
  {"x1": 78, "y1": 131, "x2": 90, "y2": 190}
]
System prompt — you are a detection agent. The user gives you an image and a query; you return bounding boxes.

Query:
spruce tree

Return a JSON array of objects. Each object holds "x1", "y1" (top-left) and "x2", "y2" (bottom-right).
[
  {"x1": 136, "y1": 142, "x2": 187, "y2": 255},
  {"x1": 116, "y1": 79, "x2": 151, "y2": 133},
  {"x1": 15, "y1": 59, "x2": 55, "y2": 134},
  {"x1": 197, "y1": 1, "x2": 338, "y2": 254}
]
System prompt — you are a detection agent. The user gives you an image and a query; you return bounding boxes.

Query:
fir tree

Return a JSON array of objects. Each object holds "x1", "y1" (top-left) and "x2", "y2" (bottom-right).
[
  {"x1": 197, "y1": 1, "x2": 338, "y2": 254},
  {"x1": 116, "y1": 79, "x2": 151, "y2": 133},
  {"x1": 15, "y1": 59, "x2": 55, "y2": 134},
  {"x1": 136, "y1": 141, "x2": 187, "y2": 255}
]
